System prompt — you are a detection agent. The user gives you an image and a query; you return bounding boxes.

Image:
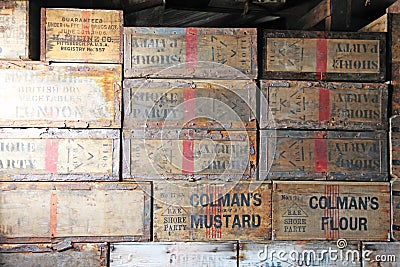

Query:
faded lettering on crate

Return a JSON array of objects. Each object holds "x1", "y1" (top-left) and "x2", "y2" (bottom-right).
[
  {"x1": 392, "y1": 180, "x2": 400, "y2": 240},
  {"x1": 362, "y1": 242, "x2": 400, "y2": 266},
  {"x1": 260, "y1": 80, "x2": 387, "y2": 130},
  {"x1": 110, "y1": 242, "x2": 237, "y2": 266},
  {"x1": 260, "y1": 130, "x2": 387, "y2": 181},
  {"x1": 41, "y1": 8, "x2": 123, "y2": 63},
  {"x1": 273, "y1": 181, "x2": 390, "y2": 241},
  {"x1": 153, "y1": 181, "x2": 272, "y2": 241}
]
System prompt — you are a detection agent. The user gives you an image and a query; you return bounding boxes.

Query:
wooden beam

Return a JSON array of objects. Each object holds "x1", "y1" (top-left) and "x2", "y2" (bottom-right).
[
  {"x1": 295, "y1": 0, "x2": 330, "y2": 30},
  {"x1": 328, "y1": 0, "x2": 351, "y2": 30},
  {"x1": 387, "y1": 0, "x2": 400, "y2": 13}
]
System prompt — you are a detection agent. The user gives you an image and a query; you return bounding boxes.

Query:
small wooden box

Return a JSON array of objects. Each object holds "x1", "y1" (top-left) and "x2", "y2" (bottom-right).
[{"x1": 361, "y1": 242, "x2": 400, "y2": 266}]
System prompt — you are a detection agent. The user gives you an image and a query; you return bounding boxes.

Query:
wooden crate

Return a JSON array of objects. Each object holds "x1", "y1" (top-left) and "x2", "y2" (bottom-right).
[
  {"x1": 262, "y1": 30, "x2": 386, "y2": 82},
  {"x1": 124, "y1": 27, "x2": 257, "y2": 79},
  {"x1": 0, "y1": 182, "x2": 151, "y2": 243},
  {"x1": 0, "y1": 128, "x2": 119, "y2": 181},
  {"x1": 0, "y1": 61, "x2": 121, "y2": 128},
  {"x1": 41, "y1": 8, "x2": 123, "y2": 63},
  {"x1": 153, "y1": 181, "x2": 272, "y2": 241},
  {"x1": 239, "y1": 241, "x2": 361, "y2": 266},
  {"x1": 392, "y1": 180, "x2": 400, "y2": 240},
  {"x1": 110, "y1": 242, "x2": 237, "y2": 266},
  {"x1": 272, "y1": 181, "x2": 390, "y2": 241},
  {"x1": 0, "y1": 243, "x2": 108, "y2": 267},
  {"x1": 260, "y1": 80, "x2": 387, "y2": 130},
  {"x1": 123, "y1": 129, "x2": 257, "y2": 180},
  {"x1": 259, "y1": 130, "x2": 387, "y2": 181},
  {"x1": 362, "y1": 242, "x2": 399, "y2": 266}
]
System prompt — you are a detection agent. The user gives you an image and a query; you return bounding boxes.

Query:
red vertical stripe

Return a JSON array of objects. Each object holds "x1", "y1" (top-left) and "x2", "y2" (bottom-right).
[
  {"x1": 81, "y1": 11, "x2": 91, "y2": 61},
  {"x1": 45, "y1": 140, "x2": 59, "y2": 173},
  {"x1": 182, "y1": 89, "x2": 196, "y2": 174},
  {"x1": 314, "y1": 132, "x2": 328, "y2": 173},
  {"x1": 205, "y1": 184, "x2": 210, "y2": 239},
  {"x1": 319, "y1": 88, "x2": 330, "y2": 122},
  {"x1": 186, "y1": 28, "x2": 198, "y2": 68},
  {"x1": 316, "y1": 37, "x2": 328, "y2": 80},
  {"x1": 218, "y1": 186, "x2": 222, "y2": 239},
  {"x1": 50, "y1": 190, "x2": 57, "y2": 237}
]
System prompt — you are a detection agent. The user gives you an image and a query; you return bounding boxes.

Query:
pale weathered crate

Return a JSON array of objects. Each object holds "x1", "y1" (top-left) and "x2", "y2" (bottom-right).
[
  {"x1": 272, "y1": 181, "x2": 390, "y2": 241},
  {"x1": 110, "y1": 242, "x2": 237, "y2": 266},
  {"x1": 0, "y1": 182, "x2": 151, "y2": 243},
  {"x1": 123, "y1": 129, "x2": 257, "y2": 180},
  {"x1": 0, "y1": 128, "x2": 119, "y2": 181},
  {"x1": 0, "y1": 243, "x2": 108, "y2": 267},
  {"x1": 260, "y1": 80, "x2": 387, "y2": 130},
  {"x1": 260, "y1": 130, "x2": 387, "y2": 181},
  {"x1": 124, "y1": 27, "x2": 257, "y2": 79},
  {"x1": 153, "y1": 181, "x2": 272, "y2": 241},
  {"x1": 123, "y1": 79, "x2": 256, "y2": 130},
  {"x1": 391, "y1": 179, "x2": 400, "y2": 240},
  {"x1": 362, "y1": 242, "x2": 400, "y2": 266},
  {"x1": 41, "y1": 8, "x2": 123, "y2": 63},
  {"x1": 0, "y1": 61, "x2": 121, "y2": 128},
  {"x1": 262, "y1": 30, "x2": 386, "y2": 82}
]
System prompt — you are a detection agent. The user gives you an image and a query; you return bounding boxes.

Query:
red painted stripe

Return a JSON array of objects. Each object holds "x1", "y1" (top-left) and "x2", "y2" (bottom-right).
[
  {"x1": 182, "y1": 89, "x2": 196, "y2": 174},
  {"x1": 50, "y1": 190, "x2": 57, "y2": 237},
  {"x1": 206, "y1": 184, "x2": 210, "y2": 239},
  {"x1": 314, "y1": 132, "x2": 328, "y2": 173},
  {"x1": 186, "y1": 28, "x2": 198, "y2": 68},
  {"x1": 319, "y1": 88, "x2": 330, "y2": 123},
  {"x1": 45, "y1": 140, "x2": 59, "y2": 173},
  {"x1": 218, "y1": 186, "x2": 222, "y2": 239},
  {"x1": 316, "y1": 37, "x2": 328, "y2": 80}
]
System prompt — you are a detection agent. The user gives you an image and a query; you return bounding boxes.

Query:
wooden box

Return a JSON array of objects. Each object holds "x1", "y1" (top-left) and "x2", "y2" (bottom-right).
[
  {"x1": 391, "y1": 180, "x2": 400, "y2": 240},
  {"x1": 262, "y1": 31, "x2": 386, "y2": 82},
  {"x1": 41, "y1": 8, "x2": 123, "y2": 63},
  {"x1": 272, "y1": 181, "x2": 390, "y2": 241},
  {"x1": 260, "y1": 80, "x2": 387, "y2": 130},
  {"x1": 110, "y1": 242, "x2": 237, "y2": 266},
  {"x1": 0, "y1": 61, "x2": 121, "y2": 128},
  {"x1": 124, "y1": 27, "x2": 257, "y2": 79},
  {"x1": 0, "y1": 182, "x2": 151, "y2": 243},
  {"x1": 153, "y1": 181, "x2": 272, "y2": 241},
  {"x1": 260, "y1": 130, "x2": 387, "y2": 181},
  {"x1": 123, "y1": 129, "x2": 257, "y2": 180},
  {"x1": 362, "y1": 242, "x2": 400, "y2": 266},
  {"x1": 123, "y1": 79, "x2": 256, "y2": 130},
  {"x1": 0, "y1": 243, "x2": 108, "y2": 266},
  {"x1": 0, "y1": 128, "x2": 119, "y2": 181}
]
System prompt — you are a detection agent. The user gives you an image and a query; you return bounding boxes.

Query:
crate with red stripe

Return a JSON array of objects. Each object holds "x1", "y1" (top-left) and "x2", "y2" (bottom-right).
[
  {"x1": 123, "y1": 129, "x2": 257, "y2": 180},
  {"x1": 391, "y1": 180, "x2": 400, "y2": 240},
  {"x1": 153, "y1": 181, "x2": 271, "y2": 241},
  {"x1": 260, "y1": 130, "x2": 387, "y2": 181},
  {"x1": 124, "y1": 27, "x2": 257, "y2": 79},
  {"x1": 260, "y1": 80, "x2": 387, "y2": 130},
  {"x1": 272, "y1": 181, "x2": 390, "y2": 241},
  {"x1": 262, "y1": 31, "x2": 386, "y2": 82},
  {"x1": 361, "y1": 242, "x2": 400, "y2": 266},
  {"x1": 0, "y1": 182, "x2": 151, "y2": 243},
  {"x1": 40, "y1": 8, "x2": 123, "y2": 63}
]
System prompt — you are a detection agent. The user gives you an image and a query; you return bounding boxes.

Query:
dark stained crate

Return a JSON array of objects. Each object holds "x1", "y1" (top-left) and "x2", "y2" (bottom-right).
[
  {"x1": 391, "y1": 180, "x2": 400, "y2": 240},
  {"x1": 361, "y1": 242, "x2": 400, "y2": 266}
]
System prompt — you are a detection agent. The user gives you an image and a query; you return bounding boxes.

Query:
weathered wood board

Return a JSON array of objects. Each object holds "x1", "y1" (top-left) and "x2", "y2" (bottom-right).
[
  {"x1": 124, "y1": 79, "x2": 256, "y2": 130},
  {"x1": 390, "y1": 116, "x2": 400, "y2": 178},
  {"x1": 0, "y1": 182, "x2": 151, "y2": 243},
  {"x1": 41, "y1": 8, "x2": 123, "y2": 63},
  {"x1": 0, "y1": 243, "x2": 108, "y2": 267},
  {"x1": 391, "y1": 180, "x2": 400, "y2": 240},
  {"x1": 0, "y1": 61, "x2": 121, "y2": 128},
  {"x1": 359, "y1": 14, "x2": 388, "y2": 32},
  {"x1": 389, "y1": 14, "x2": 400, "y2": 115},
  {"x1": 272, "y1": 181, "x2": 390, "y2": 241},
  {"x1": 110, "y1": 242, "x2": 237, "y2": 266},
  {"x1": 123, "y1": 129, "x2": 257, "y2": 180},
  {"x1": 262, "y1": 31, "x2": 386, "y2": 82},
  {"x1": 0, "y1": 128, "x2": 119, "y2": 181},
  {"x1": 260, "y1": 80, "x2": 387, "y2": 130},
  {"x1": 153, "y1": 181, "x2": 272, "y2": 241},
  {"x1": 362, "y1": 242, "x2": 400, "y2": 266},
  {"x1": 124, "y1": 27, "x2": 257, "y2": 79},
  {"x1": 260, "y1": 130, "x2": 387, "y2": 181},
  {"x1": 239, "y1": 241, "x2": 361, "y2": 266}
]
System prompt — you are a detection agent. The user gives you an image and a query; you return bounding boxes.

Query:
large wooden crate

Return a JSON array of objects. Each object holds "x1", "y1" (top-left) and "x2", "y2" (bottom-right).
[
  {"x1": 0, "y1": 61, "x2": 121, "y2": 128},
  {"x1": 41, "y1": 8, "x2": 123, "y2": 63},
  {"x1": 260, "y1": 80, "x2": 387, "y2": 130},
  {"x1": 123, "y1": 79, "x2": 256, "y2": 130},
  {"x1": 110, "y1": 242, "x2": 237, "y2": 266},
  {"x1": 0, "y1": 182, "x2": 151, "y2": 243},
  {"x1": 392, "y1": 179, "x2": 400, "y2": 240},
  {"x1": 124, "y1": 27, "x2": 257, "y2": 79},
  {"x1": 262, "y1": 31, "x2": 386, "y2": 82},
  {"x1": 153, "y1": 181, "x2": 272, "y2": 241},
  {"x1": 123, "y1": 129, "x2": 257, "y2": 180},
  {"x1": 362, "y1": 242, "x2": 400, "y2": 266},
  {"x1": 0, "y1": 243, "x2": 108, "y2": 266},
  {"x1": 260, "y1": 130, "x2": 387, "y2": 181},
  {"x1": 272, "y1": 181, "x2": 390, "y2": 241},
  {"x1": 0, "y1": 128, "x2": 119, "y2": 181}
]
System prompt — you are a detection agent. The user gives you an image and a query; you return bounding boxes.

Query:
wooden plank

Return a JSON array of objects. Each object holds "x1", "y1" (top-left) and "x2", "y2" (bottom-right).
[
  {"x1": 110, "y1": 242, "x2": 237, "y2": 266},
  {"x1": 0, "y1": 243, "x2": 108, "y2": 267},
  {"x1": 0, "y1": 61, "x2": 121, "y2": 128},
  {"x1": 124, "y1": 27, "x2": 257, "y2": 79},
  {"x1": 123, "y1": 79, "x2": 256, "y2": 130},
  {"x1": 388, "y1": 14, "x2": 400, "y2": 115},
  {"x1": 123, "y1": 129, "x2": 257, "y2": 180},
  {"x1": 296, "y1": 0, "x2": 330, "y2": 30},
  {"x1": 153, "y1": 181, "x2": 272, "y2": 241},
  {"x1": 362, "y1": 242, "x2": 399, "y2": 266},
  {"x1": 272, "y1": 181, "x2": 390, "y2": 241},
  {"x1": 260, "y1": 80, "x2": 387, "y2": 130},
  {"x1": 391, "y1": 180, "x2": 400, "y2": 240},
  {"x1": 262, "y1": 31, "x2": 386, "y2": 82},
  {"x1": 359, "y1": 14, "x2": 388, "y2": 32},
  {"x1": 259, "y1": 130, "x2": 387, "y2": 181},
  {"x1": 0, "y1": 128, "x2": 119, "y2": 181},
  {"x1": 387, "y1": 0, "x2": 400, "y2": 13},
  {"x1": 328, "y1": 0, "x2": 351, "y2": 31},
  {"x1": 41, "y1": 8, "x2": 123, "y2": 63},
  {"x1": 390, "y1": 116, "x2": 400, "y2": 178},
  {"x1": 0, "y1": 182, "x2": 151, "y2": 243}
]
